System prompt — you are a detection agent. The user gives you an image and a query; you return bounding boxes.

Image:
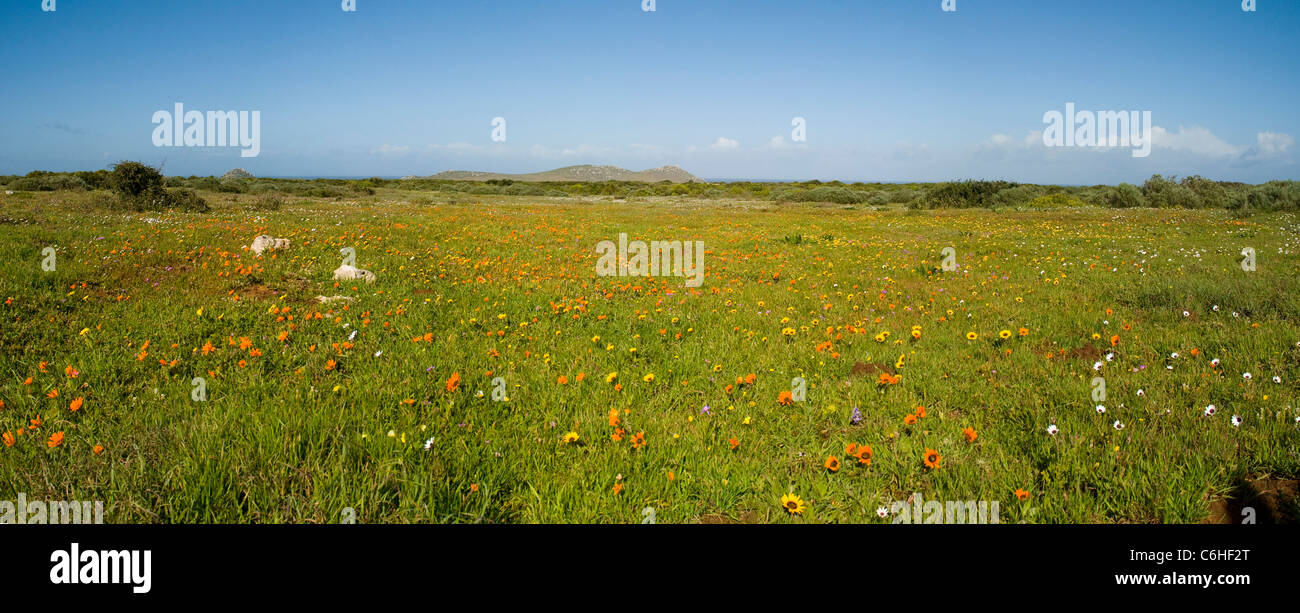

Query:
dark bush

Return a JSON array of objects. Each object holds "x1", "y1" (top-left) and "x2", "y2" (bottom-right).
[
  {"x1": 920, "y1": 180, "x2": 1018, "y2": 209},
  {"x1": 1105, "y1": 183, "x2": 1145, "y2": 208},
  {"x1": 109, "y1": 161, "x2": 165, "y2": 198}
]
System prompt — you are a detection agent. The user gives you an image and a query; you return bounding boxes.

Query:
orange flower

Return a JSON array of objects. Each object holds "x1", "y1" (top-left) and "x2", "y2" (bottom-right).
[
  {"x1": 445, "y1": 372, "x2": 461, "y2": 392},
  {"x1": 777, "y1": 390, "x2": 793, "y2": 406},
  {"x1": 47, "y1": 431, "x2": 64, "y2": 448},
  {"x1": 557, "y1": 375, "x2": 569, "y2": 385},
  {"x1": 612, "y1": 483, "x2": 623, "y2": 495},
  {"x1": 1015, "y1": 488, "x2": 1030, "y2": 501},
  {"x1": 69, "y1": 397, "x2": 84, "y2": 412},
  {"x1": 824, "y1": 455, "x2": 840, "y2": 472},
  {"x1": 962, "y1": 427, "x2": 977, "y2": 443},
  {"x1": 92, "y1": 444, "x2": 104, "y2": 455},
  {"x1": 1109, "y1": 334, "x2": 1120, "y2": 347},
  {"x1": 922, "y1": 448, "x2": 941, "y2": 469},
  {"x1": 855, "y1": 445, "x2": 873, "y2": 465},
  {"x1": 631, "y1": 431, "x2": 646, "y2": 449},
  {"x1": 914, "y1": 406, "x2": 927, "y2": 418},
  {"x1": 903, "y1": 414, "x2": 918, "y2": 426},
  {"x1": 607, "y1": 408, "x2": 620, "y2": 427},
  {"x1": 201, "y1": 341, "x2": 215, "y2": 355},
  {"x1": 2, "y1": 431, "x2": 13, "y2": 447},
  {"x1": 325, "y1": 359, "x2": 337, "y2": 371},
  {"x1": 744, "y1": 373, "x2": 757, "y2": 385},
  {"x1": 611, "y1": 428, "x2": 625, "y2": 442},
  {"x1": 844, "y1": 442, "x2": 858, "y2": 455},
  {"x1": 730, "y1": 437, "x2": 739, "y2": 450},
  {"x1": 46, "y1": 388, "x2": 59, "y2": 399}
]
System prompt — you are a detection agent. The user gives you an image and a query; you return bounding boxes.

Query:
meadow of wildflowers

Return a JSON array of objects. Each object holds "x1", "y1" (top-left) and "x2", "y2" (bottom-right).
[{"x1": 1, "y1": 188, "x2": 1297, "y2": 523}]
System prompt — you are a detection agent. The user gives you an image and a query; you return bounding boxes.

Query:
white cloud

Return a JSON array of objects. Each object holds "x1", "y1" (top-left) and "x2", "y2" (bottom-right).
[
  {"x1": 1249, "y1": 131, "x2": 1294, "y2": 157},
  {"x1": 1151, "y1": 125, "x2": 1242, "y2": 157},
  {"x1": 370, "y1": 144, "x2": 411, "y2": 155},
  {"x1": 709, "y1": 137, "x2": 739, "y2": 150}
]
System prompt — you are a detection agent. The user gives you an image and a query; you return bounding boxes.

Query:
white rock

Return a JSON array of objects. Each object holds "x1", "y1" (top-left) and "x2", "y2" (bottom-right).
[
  {"x1": 250, "y1": 235, "x2": 290, "y2": 256},
  {"x1": 333, "y1": 264, "x2": 375, "y2": 284}
]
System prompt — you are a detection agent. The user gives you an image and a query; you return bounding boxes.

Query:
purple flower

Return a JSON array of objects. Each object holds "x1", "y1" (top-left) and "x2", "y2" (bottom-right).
[
  {"x1": 700, "y1": 405, "x2": 711, "y2": 416},
  {"x1": 850, "y1": 406, "x2": 862, "y2": 425}
]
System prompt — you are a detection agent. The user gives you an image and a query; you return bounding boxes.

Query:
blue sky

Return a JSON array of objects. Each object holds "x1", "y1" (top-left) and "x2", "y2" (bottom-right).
[{"x1": 1, "y1": 0, "x2": 1297, "y2": 183}]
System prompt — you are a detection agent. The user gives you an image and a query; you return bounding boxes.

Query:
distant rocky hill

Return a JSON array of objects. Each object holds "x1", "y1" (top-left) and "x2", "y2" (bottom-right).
[
  {"x1": 410, "y1": 164, "x2": 699, "y2": 183},
  {"x1": 221, "y1": 168, "x2": 254, "y2": 179}
]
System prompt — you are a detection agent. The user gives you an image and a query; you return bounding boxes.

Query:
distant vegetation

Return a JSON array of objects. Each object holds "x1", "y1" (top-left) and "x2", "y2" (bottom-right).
[{"x1": 3, "y1": 165, "x2": 1298, "y2": 213}]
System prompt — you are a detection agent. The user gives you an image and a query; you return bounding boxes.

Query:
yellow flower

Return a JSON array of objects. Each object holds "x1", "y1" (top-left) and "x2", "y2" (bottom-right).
[
  {"x1": 780, "y1": 493, "x2": 806, "y2": 515},
  {"x1": 605, "y1": 371, "x2": 618, "y2": 384},
  {"x1": 966, "y1": 332, "x2": 978, "y2": 340},
  {"x1": 642, "y1": 373, "x2": 655, "y2": 383},
  {"x1": 999, "y1": 329, "x2": 1012, "y2": 339},
  {"x1": 562, "y1": 431, "x2": 579, "y2": 444}
]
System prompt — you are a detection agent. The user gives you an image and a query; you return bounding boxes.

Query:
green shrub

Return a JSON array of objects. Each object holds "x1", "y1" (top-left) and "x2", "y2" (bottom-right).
[
  {"x1": 109, "y1": 161, "x2": 165, "y2": 198},
  {"x1": 10, "y1": 174, "x2": 89, "y2": 192},
  {"x1": 920, "y1": 180, "x2": 1018, "y2": 209},
  {"x1": 1105, "y1": 183, "x2": 1145, "y2": 208},
  {"x1": 771, "y1": 186, "x2": 868, "y2": 204}
]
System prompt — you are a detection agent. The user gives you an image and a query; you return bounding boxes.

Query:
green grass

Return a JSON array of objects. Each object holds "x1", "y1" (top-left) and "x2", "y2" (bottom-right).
[{"x1": 1, "y1": 189, "x2": 1298, "y2": 523}]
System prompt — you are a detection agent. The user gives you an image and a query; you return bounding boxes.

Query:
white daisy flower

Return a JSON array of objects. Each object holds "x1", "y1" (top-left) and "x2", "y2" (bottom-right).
[
  {"x1": 1273, "y1": 376, "x2": 1282, "y2": 384},
  {"x1": 1136, "y1": 389, "x2": 1145, "y2": 397},
  {"x1": 1182, "y1": 311, "x2": 1190, "y2": 317},
  {"x1": 1211, "y1": 358, "x2": 1221, "y2": 367},
  {"x1": 1242, "y1": 372, "x2": 1252, "y2": 380},
  {"x1": 1230, "y1": 415, "x2": 1242, "y2": 427},
  {"x1": 424, "y1": 437, "x2": 435, "y2": 450},
  {"x1": 1047, "y1": 424, "x2": 1059, "y2": 435},
  {"x1": 1212, "y1": 305, "x2": 1220, "y2": 312},
  {"x1": 1204, "y1": 405, "x2": 1217, "y2": 417},
  {"x1": 1105, "y1": 353, "x2": 1115, "y2": 362},
  {"x1": 1093, "y1": 361, "x2": 1104, "y2": 371},
  {"x1": 348, "y1": 330, "x2": 358, "y2": 340},
  {"x1": 876, "y1": 507, "x2": 889, "y2": 518},
  {"x1": 1170, "y1": 352, "x2": 1180, "y2": 359},
  {"x1": 1112, "y1": 420, "x2": 1124, "y2": 430},
  {"x1": 1096, "y1": 404, "x2": 1107, "y2": 414}
]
